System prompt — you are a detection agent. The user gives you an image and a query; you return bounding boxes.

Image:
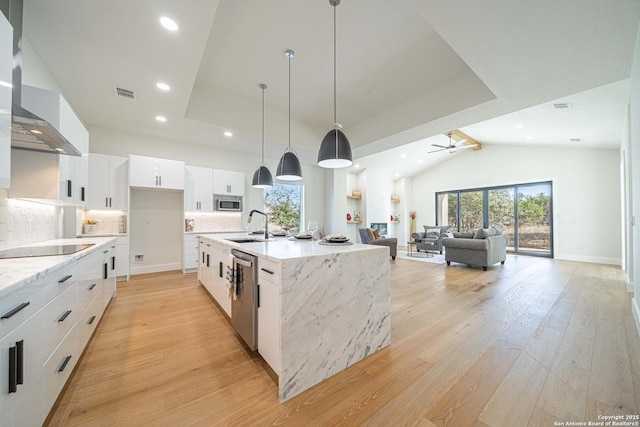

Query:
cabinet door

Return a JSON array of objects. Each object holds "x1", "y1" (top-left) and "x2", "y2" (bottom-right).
[
  {"x1": 195, "y1": 167, "x2": 213, "y2": 210},
  {"x1": 212, "y1": 169, "x2": 228, "y2": 194},
  {"x1": 157, "y1": 159, "x2": 185, "y2": 190},
  {"x1": 0, "y1": 312, "x2": 44, "y2": 427},
  {"x1": 211, "y1": 251, "x2": 231, "y2": 316},
  {"x1": 227, "y1": 171, "x2": 245, "y2": 196},
  {"x1": 129, "y1": 155, "x2": 159, "y2": 188},
  {"x1": 109, "y1": 156, "x2": 129, "y2": 209},
  {"x1": 258, "y1": 279, "x2": 280, "y2": 374},
  {"x1": 58, "y1": 154, "x2": 76, "y2": 203},
  {"x1": 115, "y1": 241, "x2": 129, "y2": 279},
  {"x1": 184, "y1": 166, "x2": 197, "y2": 211},
  {"x1": 88, "y1": 154, "x2": 110, "y2": 209},
  {"x1": 0, "y1": 13, "x2": 11, "y2": 189}
]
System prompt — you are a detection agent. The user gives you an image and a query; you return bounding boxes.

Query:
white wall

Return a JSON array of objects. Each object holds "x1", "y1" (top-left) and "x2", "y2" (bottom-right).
[{"x1": 410, "y1": 144, "x2": 622, "y2": 265}]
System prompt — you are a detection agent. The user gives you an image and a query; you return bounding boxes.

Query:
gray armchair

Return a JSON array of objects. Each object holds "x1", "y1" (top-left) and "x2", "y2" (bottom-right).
[
  {"x1": 358, "y1": 228, "x2": 397, "y2": 260},
  {"x1": 411, "y1": 225, "x2": 453, "y2": 254},
  {"x1": 442, "y1": 228, "x2": 507, "y2": 270}
]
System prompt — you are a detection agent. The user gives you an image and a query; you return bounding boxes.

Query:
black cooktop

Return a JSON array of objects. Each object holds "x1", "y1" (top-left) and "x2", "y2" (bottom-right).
[{"x1": 0, "y1": 244, "x2": 94, "y2": 259}]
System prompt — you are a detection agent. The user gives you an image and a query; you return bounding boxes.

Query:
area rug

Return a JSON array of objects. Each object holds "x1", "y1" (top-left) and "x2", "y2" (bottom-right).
[{"x1": 395, "y1": 249, "x2": 447, "y2": 264}]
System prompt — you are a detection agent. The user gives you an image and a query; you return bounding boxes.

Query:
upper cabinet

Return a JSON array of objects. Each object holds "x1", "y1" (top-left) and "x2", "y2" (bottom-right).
[
  {"x1": 88, "y1": 154, "x2": 128, "y2": 210},
  {"x1": 185, "y1": 165, "x2": 213, "y2": 211},
  {"x1": 213, "y1": 169, "x2": 244, "y2": 196},
  {"x1": 129, "y1": 154, "x2": 184, "y2": 190},
  {"x1": 0, "y1": 13, "x2": 11, "y2": 189}
]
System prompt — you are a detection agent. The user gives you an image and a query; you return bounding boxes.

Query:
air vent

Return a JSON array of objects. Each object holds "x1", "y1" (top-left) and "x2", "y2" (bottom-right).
[
  {"x1": 113, "y1": 86, "x2": 136, "y2": 99},
  {"x1": 570, "y1": 138, "x2": 582, "y2": 143},
  {"x1": 552, "y1": 102, "x2": 572, "y2": 110}
]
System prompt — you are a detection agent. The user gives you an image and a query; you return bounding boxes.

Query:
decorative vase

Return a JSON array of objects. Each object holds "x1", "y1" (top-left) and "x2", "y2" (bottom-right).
[
  {"x1": 352, "y1": 187, "x2": 361, "y2": 197},
  {"x1": 410, "y1": 218, "x2": 416, "y2": 235},
  {"x1": 347, "y1": 213, "x2": 352, "y2": 221}
]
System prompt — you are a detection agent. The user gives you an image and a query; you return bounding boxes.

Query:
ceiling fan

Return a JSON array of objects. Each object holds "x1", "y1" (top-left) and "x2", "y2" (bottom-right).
[{"x1": 429, "y1": 133, "x2": 478, "y2": 153}]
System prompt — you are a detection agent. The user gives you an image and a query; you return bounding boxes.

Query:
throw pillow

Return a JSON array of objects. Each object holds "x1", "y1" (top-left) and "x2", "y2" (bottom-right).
[
  {"x1": 493, "y1": 225, "x2": 504, "y2": 235},
  {"x1": 372, "y1": 229, "x2": 381, "y2": 239},
  {"x1": 473, "y1": 228, "x2": 498, "y2": 239},
  {"x1": 366, "y1": 228, "x2": 375, "y2": 242}
]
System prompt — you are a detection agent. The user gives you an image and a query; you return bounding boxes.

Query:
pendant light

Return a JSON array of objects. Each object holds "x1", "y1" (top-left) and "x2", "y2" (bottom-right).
[
  {"x1": 276, "y1": 49, "x2": 303, "y2": 181},
  {"x1": 318, "y1": 0, "x2": 353, "y2": 168},
  {"x1": 252, "y1": 83, "x2": 273, "y2": 189}
]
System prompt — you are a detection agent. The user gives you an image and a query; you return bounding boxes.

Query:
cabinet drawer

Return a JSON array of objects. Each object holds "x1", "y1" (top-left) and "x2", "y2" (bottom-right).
[
  {"x1": 77, "y1": 278, "x2": 101, "y2": 314},
  {"x1": 43, "y1": 324, "x2": 78, "y2": 415},
  {"x1": 43, "y1": 262, "x2": 78, "y2": 304},
  {"x1": 258, "y1": 258, "x2": 280, "y2": 286},
  {"x1": 0, "y1": 277, "x2": 44, "y2": 339},
  {"x1": 41, "y1": 284, "x2": 78, "y2": 360},
  {"x1": 77, "y1": 291, "x2": 104, "y2": 352}
]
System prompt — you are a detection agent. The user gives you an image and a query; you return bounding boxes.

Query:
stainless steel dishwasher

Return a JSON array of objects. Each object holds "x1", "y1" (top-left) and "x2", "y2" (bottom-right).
[{"x1": 230, "y1": 249, "x2": 258, "y2": 350}]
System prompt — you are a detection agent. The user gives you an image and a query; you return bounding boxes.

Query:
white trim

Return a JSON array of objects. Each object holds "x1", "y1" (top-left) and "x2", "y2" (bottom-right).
[
  {"x1": 633, "y1": 297, "x2": 640, "y2": 339},
  {"x1": 626, "y1": 274, "x2": 634, "y2": 293},
  {"x1": 554, "y1": 254, "x2": 622, "y2": 266},
  {"x1": 130, "y1": 262, "x2": 182, "y2": 275}
]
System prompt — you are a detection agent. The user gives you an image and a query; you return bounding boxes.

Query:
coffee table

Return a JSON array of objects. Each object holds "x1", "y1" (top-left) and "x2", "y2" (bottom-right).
[{"x1": 406, "y1": 241, "x2": 433, "y2": 257}]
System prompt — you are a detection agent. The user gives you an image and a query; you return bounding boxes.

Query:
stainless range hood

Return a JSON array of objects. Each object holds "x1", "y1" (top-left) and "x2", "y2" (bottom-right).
[{"x1": 1, "y1": 0, "x2": 81, "y2": 156}]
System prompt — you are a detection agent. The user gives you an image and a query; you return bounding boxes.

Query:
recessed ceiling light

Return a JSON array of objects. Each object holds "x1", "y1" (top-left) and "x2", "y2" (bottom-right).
[
  {"x1": 354, "y1": 163, "x2": 360, "y2": 169},
  {"x1": 160, "y1": 16, "x2": 178, "y2": 31},
  {"x1": 156, "y1": 82, "x2": 170, "y2": 91},
  {"x1": 224, "y1": 131, "x2": 233, "y2": 137},
  {"x1": 155, "y1": 115, "x2": 167, "y2": 122},
  {"x1": 514, "y1": 124, "x2": 524, "y2": 129}
]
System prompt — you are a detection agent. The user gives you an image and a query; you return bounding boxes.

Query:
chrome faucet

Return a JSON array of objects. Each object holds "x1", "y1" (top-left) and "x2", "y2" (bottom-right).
[{"x1": 247, "y1": 209, "x2": 269, "y2": 240}]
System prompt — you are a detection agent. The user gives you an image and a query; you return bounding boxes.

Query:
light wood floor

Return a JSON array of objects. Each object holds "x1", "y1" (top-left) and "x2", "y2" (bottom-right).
[{"x1": 46, "y1": 255, "x2": 640, "y2": 426}]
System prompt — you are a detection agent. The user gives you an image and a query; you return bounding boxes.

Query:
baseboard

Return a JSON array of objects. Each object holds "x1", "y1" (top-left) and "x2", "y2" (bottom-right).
[
  {"x1": 130, "y1": 262, "x2": 182, "y2": 275},
  {"x1": 633, "y1": 298, "x2": 640, "y2": 339},
  {"x1": 554, "y1": 253, "x2": 622, "y2": 266},
  {"x1": 626, "y1": 274, "x2": 634, "y2": 293}
]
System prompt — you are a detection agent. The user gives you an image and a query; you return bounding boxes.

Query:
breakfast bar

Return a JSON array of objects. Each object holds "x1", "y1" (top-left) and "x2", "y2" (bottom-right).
[{"x1": 198, "y1": 234, "x2": 392, "y2": 402}]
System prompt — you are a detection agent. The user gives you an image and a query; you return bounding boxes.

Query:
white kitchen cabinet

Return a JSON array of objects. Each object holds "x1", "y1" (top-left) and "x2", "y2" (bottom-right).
[
  {"x1": 0, "y1": 12, "x2": 11, "y2": 189},
  {"x1": 0, "y1": 311, "x2": 43, "y2": 427},
  {"x1": 129, "y1": 154, "x2": 185, "y2": 190},
  {"x1": 115, "y1": 237, "x2": 129, "y2": 280},
  {"x1": 258, "y1": 258, "x2": 281, "y2": 375},
  {"x1": 183, "y1": 234, "x2": 199, "y2": 272},
  {"x1": 199, "y1": 241, "x2": 231, "y2": 316},
  {"x1": 42, "y1": 324, "x2": 78, "y2": 415},
  {"x1": 213, "y1": 169, "x2": 244, "y2": 196},
  {"x1": 88, "y1": 153, "x2": 128, "y2": 210},
  {"x1": 185, "y1": 165, "x2": 213, "y2": 211}
]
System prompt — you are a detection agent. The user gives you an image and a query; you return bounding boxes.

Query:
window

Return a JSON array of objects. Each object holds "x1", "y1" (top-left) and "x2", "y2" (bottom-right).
[
  {"x1": 436, "y1": 181, "x2": 553, "y2": 257},
  {"x1": 264, "y1": 183, "x2": 303, "y2": 232}
]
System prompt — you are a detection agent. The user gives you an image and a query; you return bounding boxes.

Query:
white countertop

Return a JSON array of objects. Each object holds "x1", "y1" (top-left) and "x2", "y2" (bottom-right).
[
  {"x1": 0, "y1": 237, "x2": 117, "y2": 298},
  {"x1": 198, "y1": 232, "x2": 384, "y2": 261}
]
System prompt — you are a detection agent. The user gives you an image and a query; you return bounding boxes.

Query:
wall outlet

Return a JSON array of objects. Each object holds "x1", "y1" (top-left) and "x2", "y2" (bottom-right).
[{"x1": 133, "y1": 254, "x2": 145, "y2": 263}]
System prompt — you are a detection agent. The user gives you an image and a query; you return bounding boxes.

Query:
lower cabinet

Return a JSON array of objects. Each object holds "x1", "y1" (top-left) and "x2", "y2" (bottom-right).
[
  {"x1": 199, "y1": 240, "x2": 231, "y2": 316},
  {"x1": 0, "y1": 311, "x2": 43, "y2": 427},
  {"x1": 0, "y1": 241, "x2": 116, "y2": 426},
  {"x1": 257, "y1": 278, "x2": 280, "y2": 375},
  {"x1": 183, "y1": 234, "x2": 199, "y2": 272}
]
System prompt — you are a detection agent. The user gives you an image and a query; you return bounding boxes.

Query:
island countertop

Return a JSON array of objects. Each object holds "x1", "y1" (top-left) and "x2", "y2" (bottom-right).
[
  {"x1": 198, "y1": 233, "x2": 391, "y2": 402},
  {"x1": 0, "y1": 237, "x2": 117, "y2": 298}
]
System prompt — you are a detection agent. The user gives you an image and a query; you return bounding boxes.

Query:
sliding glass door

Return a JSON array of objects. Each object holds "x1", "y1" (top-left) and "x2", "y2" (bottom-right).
[{"x1": 436, "y1": 181, "x2": 553, "y2": 257}]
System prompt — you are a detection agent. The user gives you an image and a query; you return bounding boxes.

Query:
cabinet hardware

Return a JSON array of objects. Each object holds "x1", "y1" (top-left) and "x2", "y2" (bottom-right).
[
  {"x1": 57, "y1": 355, "x2": 72, "y2": 373},
  {"x1": 219, "y1": 261, "x2": 223, "y2": 278},
  {"x1": 202, "y1": 251, "x2": 205, "y2": 263},
  {"x1": 88, "y1": 283, "x2": 97, "y2": 291},
  {"x1": 58, "y1": 274, "x2": 73, "y2": 284},
  {"x1": 261, "y1": 268, "x2": 274, "y2": 275},
  {"x1": 1, "y1": 301, "x2": 30, "y2": 319},
  {"x1": 103, "y1": 263, "x2": 108, "y2": 280},
  {"x1": 111, "y1": 256, "x2": 116, "y2": 270},
  {"x1": 109, "y1": 197, "x2": 112, "y2": 207},
  {"x1": 257, "y1": 284, "x2": 260, "y2": 308},
  {"x1": 155, "y1": 176, "x2": 158, "y2": 186},
  {"x1": 105, "y1": 197, "x2": 109, "y2": 207},
  {"x1": 8, "y1": 345, "x2": 16, "y2": 393},
  {"x1": 103, "y1": 250, "x2": 109, "y2": 254},
  {"x1": 58, "y1": 310, "x2": 72, "y2": 322},
  {"x1": 88, "y1": 315, "x2": 96, "y2": 325},
  {"x1": 159, "y1": 176, "x2": 162, "y2": 186},
  {"x1": 67, "y1": 180, "x2": 72, "y2": 198},
  {"x1": 206, "y1": 254, "x2": 210, "y2": 267},
  {"x1": 16, "y1": 340, "x2": 23, "y2": 385},
  {"x1": 81, "y1": 187, "x2": 85, "y2": 202}
]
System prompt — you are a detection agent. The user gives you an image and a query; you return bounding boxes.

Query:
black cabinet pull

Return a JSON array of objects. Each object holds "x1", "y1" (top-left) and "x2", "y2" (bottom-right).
[
  {"x1": 103, "y1": 263, "x2": 108, "y2": 279},
  {"x1": 58, "y1": 274, "x2": 73, "y2": 284},
  {"x1": 8, "y1": 345, "x2": 17, "y2": 393},
  {"x1": 81, "y1": 187, "x2": 85, "y2": 202},
  {"x1": 106, "y1": 197, "x2": 109, "y2": 207},
  {"x1": 261, "y1": 268, "x2": 274, "y2": 275},
  {"x1": 67, "y1": 179, "x2": 72, "y2": 198},
  {"x1": 206, "y1": 254, "x2": 210, "y2": 267},
  {"x1": 16, "y1": 340, "x2": 23, "y2": 385},
  {"x1": 88, "y1": 315, "x2": 96, "y2": 325},
  {"x1": 111, "y1": 256, "x2": 116, "y2": 271},
  {"x1": 1, "y1": 301, "x2": 30, "y2": 319},
  {"x1": 202, "y1": 251, "x2": 205, "y2": 263},
  {"x1": 219, "y1": 261, "x2": 223, "y2": 278},
  {"x1": 88, "y1": 283, "x2": 97, "y2": 291},
  {"x1": 257, "y1": 284, "x2": 260, "y2": 308},
  {"x1": 58, "y1": 355, "x2": 72, "y2": 373},
  {"x1": 109, "y1": 197, "x2": 112, "y2": 207},
  {"x1": 58, "y1": 310, "x2": 72, "y2": 322}
]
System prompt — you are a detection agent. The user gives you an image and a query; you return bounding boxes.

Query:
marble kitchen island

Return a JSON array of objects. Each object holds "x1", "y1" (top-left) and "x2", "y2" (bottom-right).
[{"x1": 198, "y1": 234, "x2": 391, "y2": 402}]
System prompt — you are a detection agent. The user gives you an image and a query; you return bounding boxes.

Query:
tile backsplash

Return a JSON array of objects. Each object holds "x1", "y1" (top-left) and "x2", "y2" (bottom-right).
[
  {"x1": 183, "y1": 212, "x2": 243, "y2": 232},
  {"x1": 81, "y1": 210, "x2": 128, "y2": 235},
  {"x1": 0, "y1": 189, "x2": 61, "y2": 250}
]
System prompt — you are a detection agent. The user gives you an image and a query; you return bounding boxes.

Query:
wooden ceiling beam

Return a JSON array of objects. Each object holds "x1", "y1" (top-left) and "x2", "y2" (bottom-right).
[{"x1": 448, "y1": 129, "x2": 482, "y2": 151}]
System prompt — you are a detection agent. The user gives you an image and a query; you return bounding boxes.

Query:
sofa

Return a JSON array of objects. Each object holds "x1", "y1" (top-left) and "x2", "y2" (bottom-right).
[
  {"x1": 442, "y1": 227, "x2": 507, "y2": 270},
  {"x1": 358, "y1": 228, "x2": 397, "y2": 260},
  {"x1": 411, "y1": 225, "x2": 453, "y2": 254}
]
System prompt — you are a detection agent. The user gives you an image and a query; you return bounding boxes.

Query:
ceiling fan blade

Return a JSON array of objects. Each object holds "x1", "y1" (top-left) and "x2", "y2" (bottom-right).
[
  {"x1": 431, "y1": 144, "x2": 449, "y2": 149},
  {"x1": 452, "y1": 138, "x2": 468, "y2": 147},
  {"x1": 428, "y1": 148, "x2": 447, "y2": 153}
]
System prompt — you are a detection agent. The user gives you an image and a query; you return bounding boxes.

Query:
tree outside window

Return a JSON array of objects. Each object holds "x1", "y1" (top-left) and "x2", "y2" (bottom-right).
[{"x1": 264, "y1": 183, "x2": 302, "y2": 232}]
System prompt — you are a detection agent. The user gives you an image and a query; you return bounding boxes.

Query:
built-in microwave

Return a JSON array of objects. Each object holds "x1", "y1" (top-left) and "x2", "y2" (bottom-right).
[{"x1": 215, "y1": 195, "x2": 243, "y2": 211}]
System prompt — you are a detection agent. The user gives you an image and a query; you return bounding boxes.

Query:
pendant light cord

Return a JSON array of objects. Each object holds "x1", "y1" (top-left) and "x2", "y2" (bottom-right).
[
  {"x1": 333, "y1": 3, "x2": 337, "y2": 127},
  {"x1": 261, "y1": 85, "x2": 265, "y2": 163},
  {"x1": 288, "y1": 53, "x2": 292, "y2": 151}
]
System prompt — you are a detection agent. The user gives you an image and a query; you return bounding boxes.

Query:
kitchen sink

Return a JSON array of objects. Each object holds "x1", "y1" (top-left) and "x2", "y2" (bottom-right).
[{"x1": 225, "y1": 237, "x2": 270, "y2": 243}]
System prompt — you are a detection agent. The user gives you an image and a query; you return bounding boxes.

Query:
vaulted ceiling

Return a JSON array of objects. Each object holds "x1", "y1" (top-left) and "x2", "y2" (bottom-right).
[{"x1": 21, "y1": 0, "x2": 640, "y2": 172}]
